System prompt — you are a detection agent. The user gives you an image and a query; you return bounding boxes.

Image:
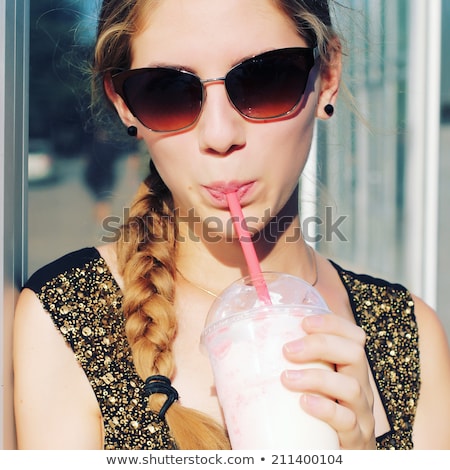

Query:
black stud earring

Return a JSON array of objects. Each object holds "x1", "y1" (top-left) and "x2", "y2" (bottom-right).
[
  {"x1": 127, "y1": 125, "x2": 138, "y2": 137},
  {"x1": 324, "y1": 104, "x2": 334, "y2": 117}
]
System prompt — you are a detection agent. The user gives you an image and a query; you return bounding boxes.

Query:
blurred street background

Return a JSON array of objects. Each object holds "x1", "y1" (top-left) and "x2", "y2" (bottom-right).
[{"x1": 27, "y1": 152, "x2": 145, "y2": 274}]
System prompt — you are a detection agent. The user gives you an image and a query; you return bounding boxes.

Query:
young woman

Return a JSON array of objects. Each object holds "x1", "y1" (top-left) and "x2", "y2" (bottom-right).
[{"x1": 14, "y1": 0, "x2": 450, "y2": 450}]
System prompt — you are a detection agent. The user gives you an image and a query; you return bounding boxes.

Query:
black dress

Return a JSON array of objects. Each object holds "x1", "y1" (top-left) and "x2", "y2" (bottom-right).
[{"x1": 24, "y1": 247, "x2": 419, "y2": 449}]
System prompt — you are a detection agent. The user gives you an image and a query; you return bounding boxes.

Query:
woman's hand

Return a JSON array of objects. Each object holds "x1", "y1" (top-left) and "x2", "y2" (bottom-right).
[{"x1": 281, "y1": 313, "x2": 376, "y2": 449}]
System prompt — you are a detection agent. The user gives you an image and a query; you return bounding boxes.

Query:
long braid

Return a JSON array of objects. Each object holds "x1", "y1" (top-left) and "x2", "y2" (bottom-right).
[
  {"x1": 117, "y1": 168, "x2": 230, "y2": 449},
  {"x1": 118, "y1": 171, "x2": 177, "y2": 377}
]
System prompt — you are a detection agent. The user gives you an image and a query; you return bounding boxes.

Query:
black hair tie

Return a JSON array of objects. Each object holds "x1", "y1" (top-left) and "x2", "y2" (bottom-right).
[{"x1": 144, "y1": 375, "x2": 179, "y2": 419}]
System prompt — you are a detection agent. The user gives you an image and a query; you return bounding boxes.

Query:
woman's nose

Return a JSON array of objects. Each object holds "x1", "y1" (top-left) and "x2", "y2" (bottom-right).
[{"x1": 196, "y1": 82, "x2": 246, "y2": 155}]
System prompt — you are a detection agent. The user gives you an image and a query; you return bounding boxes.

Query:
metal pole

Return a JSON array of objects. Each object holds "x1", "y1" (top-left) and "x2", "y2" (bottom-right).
[
  {"x1": 406, "y1": 0, "x2": 441, "y2": 308},
  {"x1": 0, "y1": 0, "x2": 29, "y2": 449}
]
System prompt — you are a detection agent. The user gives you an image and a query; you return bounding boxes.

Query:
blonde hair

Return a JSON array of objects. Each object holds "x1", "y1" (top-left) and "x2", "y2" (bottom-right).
[{"x1": 92, "y1": 0, "x2": 340, "y2": 450}]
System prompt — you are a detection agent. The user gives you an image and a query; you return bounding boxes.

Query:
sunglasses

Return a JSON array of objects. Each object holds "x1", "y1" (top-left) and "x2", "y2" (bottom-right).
[{"x1": 111, "y1": 47, "x2": 318, "y2": 132}]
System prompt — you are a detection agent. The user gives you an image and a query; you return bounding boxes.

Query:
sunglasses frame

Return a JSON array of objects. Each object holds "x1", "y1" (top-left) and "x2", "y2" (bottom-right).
[{"x1": 111, "y1": 46, "x2": 319, "y2": 132}]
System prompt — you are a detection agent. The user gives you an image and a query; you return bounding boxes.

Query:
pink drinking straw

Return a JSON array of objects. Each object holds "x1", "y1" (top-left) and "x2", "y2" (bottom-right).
[{"x1": 226, "y1": 191, "x2": 272, "y2": 305}]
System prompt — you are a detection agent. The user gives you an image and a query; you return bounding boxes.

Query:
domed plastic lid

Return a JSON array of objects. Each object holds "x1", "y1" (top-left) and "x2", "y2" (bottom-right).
[{"x1": 204, "y1": 272, "x2": 329, "y2": 331}]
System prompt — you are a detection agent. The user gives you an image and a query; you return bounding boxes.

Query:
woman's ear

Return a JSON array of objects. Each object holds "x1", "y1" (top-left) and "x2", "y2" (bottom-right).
[
  {"x1": 316, "y1": 38, "x2": 342, "y2": 120},
  {"x1": 103, "y1": 73, "x2": 137, "y2": 128}
]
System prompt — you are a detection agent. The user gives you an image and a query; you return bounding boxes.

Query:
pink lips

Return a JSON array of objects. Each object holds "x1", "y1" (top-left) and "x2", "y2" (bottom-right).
[{"x1": 203, "y1": 181, "x2": 254, "y2": 207}]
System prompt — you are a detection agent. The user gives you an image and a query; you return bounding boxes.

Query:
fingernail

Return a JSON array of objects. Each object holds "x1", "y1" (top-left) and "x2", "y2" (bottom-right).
[
  {"x1": 284, "y1": 338, "x2": 304, "y2": 354},
  {"x1": 304, "y1": 314, "x2": 324, "y2": 328},
  {"x1": 283, "y1": 369, "x2": 304, "y2": 381},
  {"x1": 301, "y1": 393, "x2": 321, "y2": 409}
]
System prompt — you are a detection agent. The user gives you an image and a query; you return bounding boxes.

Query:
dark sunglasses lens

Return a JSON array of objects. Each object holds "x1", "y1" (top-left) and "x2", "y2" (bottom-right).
[
  {"x1": 121, "y1": 69, "x2": 202, "y2": 131},
  {"x1": 227, "y1": 52, "x2": 312, "y2": 119}
]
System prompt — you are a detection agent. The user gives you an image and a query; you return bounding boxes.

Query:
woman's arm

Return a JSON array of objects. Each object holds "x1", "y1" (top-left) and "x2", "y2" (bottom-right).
[
  {"x1": 411, "y1": 295, "x2": 450, "y2": 449},
  {"x1": 13, "y1": 288, "x2": 103, "y2": 449}
]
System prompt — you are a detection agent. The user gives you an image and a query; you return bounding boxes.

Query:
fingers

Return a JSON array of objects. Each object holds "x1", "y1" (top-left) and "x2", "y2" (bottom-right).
[
  {"x1": 283, "y1": 331, "x2": 366, "y2": 367},
  {"x1": 281, "y1": 367, "x2": 375, "y2": 448},
  {"x1": 283, "y1": 314, "x2": 369, "y2": 395},
  {"x1": 280, "y1": 313, "x2": 376, "y2": 449},
  {"x1": 283, "y1": 313, "x2": 366, "y2": 365},
  {"x1": 282, "y1": 367, "x2": 361, "y2": 403},
  {"x1": 299, "y1": 393, "x2": 376, "y2": 449}
]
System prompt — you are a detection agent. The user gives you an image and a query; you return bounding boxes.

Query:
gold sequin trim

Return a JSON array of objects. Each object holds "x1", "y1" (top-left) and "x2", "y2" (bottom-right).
[
  {"x1": 34, "y1": 252, "x2": 420, "y2": 450},
  {"x1": 336, "y1": 268, "x2": 420, "y2": 450},
  {"x1": 36, "y1": 256, "x2": 177, "y2": 450}
]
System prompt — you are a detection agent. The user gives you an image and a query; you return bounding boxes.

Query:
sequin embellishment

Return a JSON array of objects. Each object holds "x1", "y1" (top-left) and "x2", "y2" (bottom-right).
[
  {"x1": 35, "y1": 255, "x2": 177, "y2": 450},
  {"x1": 334, "y1": 265, "x2": 420, "y2": 449},
  {"x1": 31, "y1": 250, "x2": 420, "y2": 449}
]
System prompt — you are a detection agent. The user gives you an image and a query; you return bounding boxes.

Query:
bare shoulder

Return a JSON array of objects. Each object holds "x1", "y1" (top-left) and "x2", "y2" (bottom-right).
[
  {"x1": 14, "y1": 288, "x2": 65, "y2": 358},
  {"x1": 412, "y1": 293, "x2": 450, "y2": 360},
  {"x1": 14, "y1": 288, "x2": 103, "y2": 449},
  {"x1": 410, "y1": 294, "x2": 450, "y2": 449}
]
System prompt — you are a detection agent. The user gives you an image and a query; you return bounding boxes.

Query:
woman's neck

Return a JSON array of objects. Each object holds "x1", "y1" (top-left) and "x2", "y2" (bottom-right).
[{"x1": 175, "y1": 198, "x2": 314, "y2": 294}]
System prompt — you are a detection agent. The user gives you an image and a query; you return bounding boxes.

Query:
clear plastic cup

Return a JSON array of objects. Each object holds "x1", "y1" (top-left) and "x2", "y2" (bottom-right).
[{"x1": 201, "y1": 272, "x2": 340, "y2": 450}]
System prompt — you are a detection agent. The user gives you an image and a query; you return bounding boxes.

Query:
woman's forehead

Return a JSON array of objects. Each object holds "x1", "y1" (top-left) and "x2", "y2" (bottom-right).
[{"x1": 130, "y1": 0, "x2": 304, "y2": 70}]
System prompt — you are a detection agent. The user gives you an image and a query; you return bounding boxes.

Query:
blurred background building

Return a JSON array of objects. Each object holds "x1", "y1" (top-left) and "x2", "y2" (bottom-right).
[{"x1": 1, "y1": 0, "x2": 449, "y2": 449}]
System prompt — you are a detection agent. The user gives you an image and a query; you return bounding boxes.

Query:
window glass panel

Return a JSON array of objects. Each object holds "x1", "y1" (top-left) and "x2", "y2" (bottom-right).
[
  {"x1": 316, "y1": 0, "x2": 409, "y2": 284},
  {"x1": 438, "y1": 0, "x2": 450, "y2": 336},
  {"x1": 314, "y1": 0, "x2": 449, "y2": 337},
  {"x1": 27, "y1": 0, "x2": 145, "y2": 275}
]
